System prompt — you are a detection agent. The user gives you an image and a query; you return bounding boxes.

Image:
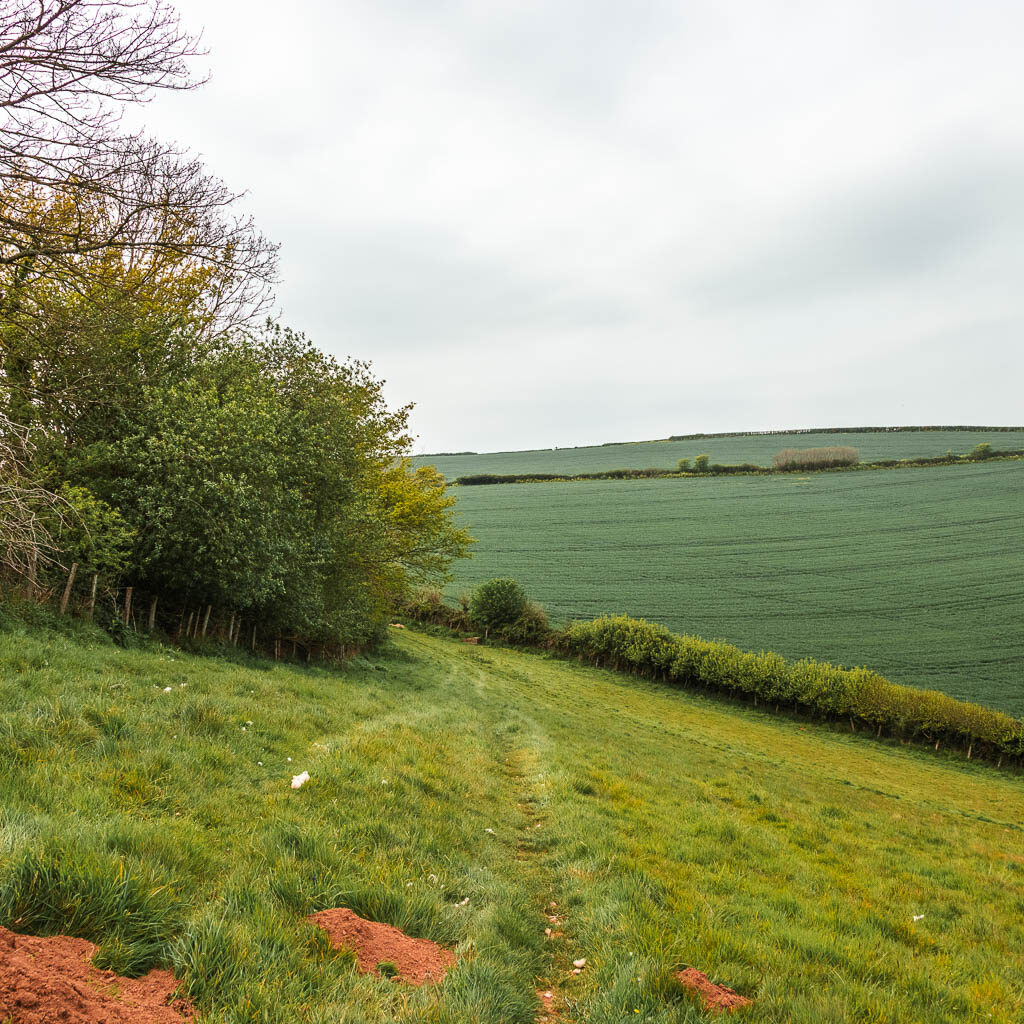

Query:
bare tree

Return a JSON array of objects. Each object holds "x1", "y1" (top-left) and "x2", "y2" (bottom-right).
[
  {"x1": 0, "y1": 0, "x2": 278, "y2": 334},
  {"x1": 0, "y1": 410, "x2": 64, "y2": 588}
]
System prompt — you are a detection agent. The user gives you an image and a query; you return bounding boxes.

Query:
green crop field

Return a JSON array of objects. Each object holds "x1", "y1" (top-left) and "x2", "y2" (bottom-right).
[
  {"x1": 416, "y1": 428, "x2": 1024, "y2": 479},
  {"x1": 1, "y1": 612, "x2": 1023, "y2": 1022},
  {"x1": 444, "y1": 460, "x2": 1024, "y2": 717}
]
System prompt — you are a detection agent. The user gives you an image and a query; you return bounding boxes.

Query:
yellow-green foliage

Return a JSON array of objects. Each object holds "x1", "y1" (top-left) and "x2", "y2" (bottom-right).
[{"x1": 561, "y1": 615, "x2": 1023, "y2": 761}]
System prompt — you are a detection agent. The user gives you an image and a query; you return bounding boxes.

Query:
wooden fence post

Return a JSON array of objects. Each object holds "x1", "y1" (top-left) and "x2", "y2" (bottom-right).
[
  {"x1": 123, "y1": 586, "x2": 133, "y2": 626},
  {"x1": 148, "y1": 595, "x2": 158, "y2": 632},
  {"x1": 201, "y1": 604, "x2": 212, "y2": 638},
  {"x1": 87, "y1": 574, "x2": 98, "y2": 620},
  {"x1": 59, "y1": 562, "x2": 78, "y2": 615},
  {"x1": 227, "y1": 612, "x2": 235, "y2": 645},
  {"x1": 185, "y1": 610, "x2": 194, "y2": 638}
]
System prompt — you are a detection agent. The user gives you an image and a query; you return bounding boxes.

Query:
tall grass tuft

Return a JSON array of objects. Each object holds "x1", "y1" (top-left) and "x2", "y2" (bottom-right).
[{"x1": 0, "y1": 842, "x2": 184, "y2": 975}]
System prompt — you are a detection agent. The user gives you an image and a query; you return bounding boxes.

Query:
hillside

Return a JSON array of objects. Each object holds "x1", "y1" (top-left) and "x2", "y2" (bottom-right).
[
  {"x1": 443, "y1": 460, "x2": 1024, "y2": 717},
  {"x1": 414, "y1": 428, "x2": 1024, "y2": 479},
  {"x1": 1, "y1": 616, "x2": 1022, "y2": 1022}
]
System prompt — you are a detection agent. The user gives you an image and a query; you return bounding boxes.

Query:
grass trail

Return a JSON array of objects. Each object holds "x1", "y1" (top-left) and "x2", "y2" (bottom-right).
[{"x1": 1, "y1": 614, "x2": 1022, "y2": 1022}]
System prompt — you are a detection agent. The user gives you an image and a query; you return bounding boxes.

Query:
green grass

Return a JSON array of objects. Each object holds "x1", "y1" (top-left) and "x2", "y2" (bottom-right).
[
  {"x1": 444, "y1": 460, "x2": 1024, "y2": 717},
  {"x1": 1, "y1": 614, "x2": 1023, "y2": 1022},
  {"x1": 415, "y1": 428, "x2": 1024, "y2": 479}
]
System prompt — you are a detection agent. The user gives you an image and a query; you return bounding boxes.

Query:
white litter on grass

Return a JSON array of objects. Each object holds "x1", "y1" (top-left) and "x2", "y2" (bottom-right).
[
  {"x1": 484, "y1": 828, "x2": 495, "y2": 834},
  {"x1": 287, "y1": 757, "x2": 292, "y2": 762},
  {"x1": 246, "y1": 720, "x2": 253, "y2": 726},
  {"x1": 913, "y1": 914, "x2": 925, "y2": 922},
  {"x1": 162, "y1": 686, "x2": 172, "y2": 693},
  {"x1": 257, "y1": 761, "x2": 263, "y2": 766},
  {"x1": 573, "y1": 958, "x2": 586, "y2": 969},
  {"x1": 291, "y1": 771, "x2": 310, "y2": 789},
  {"x1": 458, "y1": 897, "x2": 470, "y2": 906},
  {"x1": 428, "y1": 874, "x2": 438, "y2": 884},
  {"x1": 381, "y1": 779, "x2": 388, "y2": 786}
]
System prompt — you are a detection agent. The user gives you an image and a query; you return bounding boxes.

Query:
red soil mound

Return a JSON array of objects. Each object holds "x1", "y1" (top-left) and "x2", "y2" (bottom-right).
[
  {"x1": 308, "y1": 908, "x2": 455, "y2": 986},
  {"x1": 677, "y1": 968, "x2": 752, "y2": 1013},
  {"x1": 0, "y1": 925, "x2": 194, "y2": 1024}
]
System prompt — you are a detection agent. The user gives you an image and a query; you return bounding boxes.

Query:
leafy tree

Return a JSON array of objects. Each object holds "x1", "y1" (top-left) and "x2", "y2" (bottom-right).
[{"x1": 470, "y1": 578, "x2": 527, "y2": 630}]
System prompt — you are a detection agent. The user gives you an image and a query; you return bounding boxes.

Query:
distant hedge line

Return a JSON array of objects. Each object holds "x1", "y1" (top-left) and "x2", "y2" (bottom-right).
[
  {"x1": 454, "y1": 449, "x2": 1024, "y2": 486},
  {"x1": 457, "y1": 468, "x2": 671, "y2": 485},
  {"x1": 663, "y1": 425, "x2": 1024, "y2": 442},
  {"x1": 560, "y1": 616, "x2": 1023, "y2": 764}
]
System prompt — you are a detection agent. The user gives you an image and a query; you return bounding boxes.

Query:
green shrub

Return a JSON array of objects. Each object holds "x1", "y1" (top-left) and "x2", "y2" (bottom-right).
[
  {"x1": 676, "y1": 458, "x2": 690, "y2": 472},
  {"x1": 470, "y1": 578, "x2": 528, "y2": 629},
  {"x1": 499, "y1": 601, "x2": 551, "y2": 645},
  {"x1": 970, "y1": 442, "x2": 993, "y2": 459},
  {"x1": 560, "y1": 615, "x2": 1023, "y2": 762},
  {"x1": 694, "y1": 454, "x2": 710, "y2": 472}
]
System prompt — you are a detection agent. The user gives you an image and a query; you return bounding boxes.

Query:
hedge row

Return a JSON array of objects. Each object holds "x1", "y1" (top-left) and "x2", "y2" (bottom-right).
[
  {"x1": 456, "y1": 468, "x2": 669, "y2": 485},
  {"x1": 559, "y1": 615, "x2": 1024, "y2": 764},
  {"x1": 454, "y1": 450, "x2": 1024, "y2": 487}
]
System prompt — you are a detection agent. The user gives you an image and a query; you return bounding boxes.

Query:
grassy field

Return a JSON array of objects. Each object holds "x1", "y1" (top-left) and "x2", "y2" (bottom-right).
[
  {"x1": 415, "y1": 429, "x2": 1024, "y2": 479},
  {"x1": 1, "y1": 613, "x2": 1023, "y2": 1023},
  {"x1": 445, "y1": 460, "x2": 1024, "y2": 717}
]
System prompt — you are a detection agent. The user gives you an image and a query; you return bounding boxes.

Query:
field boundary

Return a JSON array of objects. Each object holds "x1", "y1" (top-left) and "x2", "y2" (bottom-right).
[
  {"x1": 453, "y1": 450, "x2": 1024, "y2": 486},
  {"x1": 396, "y1": 611, "x2": 1024, "y2": 771}
]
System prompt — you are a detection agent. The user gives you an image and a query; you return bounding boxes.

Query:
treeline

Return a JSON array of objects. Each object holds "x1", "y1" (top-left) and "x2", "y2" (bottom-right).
[
  {"x1": 1, "y1": 327, "x2": 471, "y2": 650},
  {"x1": 402, "y1": 593, "x2": 1023, "y2": 767},
  {"x1": 457, "y1": 467, "x2": 673, "y2": 485},
  {"x1": 0, "y1": 0, "x2": 470, "y2": 651},
  {"x1": 453, "y1": 444, "x2": 1023, "y2": 486}
]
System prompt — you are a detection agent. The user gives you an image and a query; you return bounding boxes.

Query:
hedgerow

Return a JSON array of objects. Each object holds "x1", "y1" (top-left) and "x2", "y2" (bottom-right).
[{"x1": 559, "y1": 616, "x2": 1023, "y2": 764}]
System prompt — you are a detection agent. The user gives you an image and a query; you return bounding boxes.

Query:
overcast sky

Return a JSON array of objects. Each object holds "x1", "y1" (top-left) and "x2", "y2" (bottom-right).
[{"x1": 139, "y1": 0, "x2": 1024, "y2": 453}]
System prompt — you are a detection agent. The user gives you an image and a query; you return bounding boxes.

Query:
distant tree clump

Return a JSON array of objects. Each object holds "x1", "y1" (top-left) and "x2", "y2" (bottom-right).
[{"x1": 772, "y1": 447, "x2": 859, "y2": 471}]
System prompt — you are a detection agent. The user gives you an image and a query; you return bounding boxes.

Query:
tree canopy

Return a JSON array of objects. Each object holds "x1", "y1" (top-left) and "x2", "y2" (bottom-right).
[{"x1": 0, "y1": 0, "x2": 472, "y2": 649}]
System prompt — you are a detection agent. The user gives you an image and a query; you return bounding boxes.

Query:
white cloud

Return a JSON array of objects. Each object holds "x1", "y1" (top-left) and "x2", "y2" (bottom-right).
[{"x1": 136, "y1": 0, "x2": 1024, "y2": 450}]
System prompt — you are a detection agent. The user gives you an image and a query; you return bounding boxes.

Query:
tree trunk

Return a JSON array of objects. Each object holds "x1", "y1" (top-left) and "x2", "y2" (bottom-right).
[
  {"x1": 148, "y1": 595, "x2": 158, "y2": 632},
  {"x1": 123, "y1": 586, "x2": 133, "y2": 625},
  {"x1": 201, "y1": 604, "x2": 212, "y2": 638}
]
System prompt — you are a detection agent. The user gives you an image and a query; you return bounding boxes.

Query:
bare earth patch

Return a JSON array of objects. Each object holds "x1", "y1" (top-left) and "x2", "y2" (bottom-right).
[
  {"x1": 308, "y1": 908, "x2": 455, "y2": 985},
  {"x1": 677, "y1": 967, "x2": 753, "y2": 1013},
  {"x1": 0, "y1": 925, "x2": 194, "y2": 1024}
]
